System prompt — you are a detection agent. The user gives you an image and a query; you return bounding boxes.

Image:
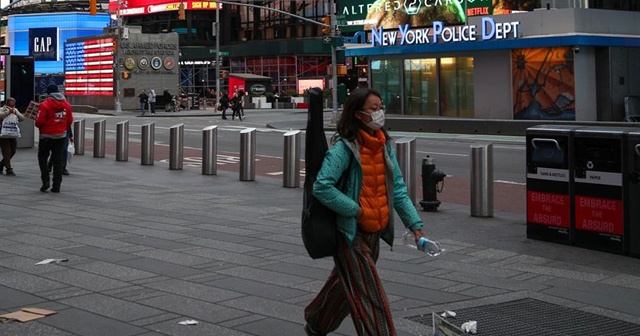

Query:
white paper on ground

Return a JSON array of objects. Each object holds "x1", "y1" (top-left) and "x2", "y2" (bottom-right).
[
  {"x1": 441, "y1": 310, "x2": 457, "y2": 318},
  {"x1": 461, "y1": 320, "x2": 477, "y2": 334},
  {"x1": 178, "y1": 320, "x2": 198, "y2": 325},
  {"x1": 35, "y1": 259, "x2": 68, "y2": 265}
]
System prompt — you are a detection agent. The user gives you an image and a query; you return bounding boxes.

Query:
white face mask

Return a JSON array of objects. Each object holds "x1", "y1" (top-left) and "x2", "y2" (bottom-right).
[{"x1": 360, "y1": 109, "x2": 385, "y2": 130}]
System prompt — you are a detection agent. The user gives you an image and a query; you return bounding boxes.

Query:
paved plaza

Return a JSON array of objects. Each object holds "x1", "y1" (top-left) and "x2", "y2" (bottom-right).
[{"x1": 1, "y1": 120, "x2": 639, "y2": 335}]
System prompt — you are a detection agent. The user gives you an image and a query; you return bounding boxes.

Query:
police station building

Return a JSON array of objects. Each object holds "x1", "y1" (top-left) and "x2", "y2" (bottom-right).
[{"x1": 346, "y1": 8, "x2": 640, "y2": 121}]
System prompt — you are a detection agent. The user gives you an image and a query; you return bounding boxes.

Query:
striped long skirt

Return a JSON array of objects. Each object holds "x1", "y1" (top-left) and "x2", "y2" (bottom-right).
[{"x1": 304, "y1": 231, "x2": 395, "y2": 336}]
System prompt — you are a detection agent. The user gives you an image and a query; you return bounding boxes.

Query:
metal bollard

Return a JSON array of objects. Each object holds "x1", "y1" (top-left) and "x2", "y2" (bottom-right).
[
  {"x1": 169, "y1": 124, "x2": 184, "y2": 170},
  {"x1": 141, "y1": 123, "x2": 155, "y2": 165},
  {"x1": 116, "y1": 120, "x2": 129, "y2": 162},
  {"x1": 73, "y1": 119, "x2": 85, "y2": 155},
  {"x1": 395, "y1": 137, "x2": 417, "y2": 204},
  {"x1": 239, "y1": 128, "x2": 256, "y2": 181},
  {"x1": 283, "y1": 130, "x2": 301, "y2": 188},
  {"x1": 470, "y1": 143, "x2": 494, "y2": 217},
  {"x1": 93, "y1": 119, "x2": 106, "y2": 158},
  {"x1": 202, "y1": 125, "x2": 218, "y2": 175}
]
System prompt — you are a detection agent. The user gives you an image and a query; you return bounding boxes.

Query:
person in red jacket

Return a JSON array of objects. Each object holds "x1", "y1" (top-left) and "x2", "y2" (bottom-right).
[{"x1": 35, "y1": 84, "x2": 73, "y2": 193}]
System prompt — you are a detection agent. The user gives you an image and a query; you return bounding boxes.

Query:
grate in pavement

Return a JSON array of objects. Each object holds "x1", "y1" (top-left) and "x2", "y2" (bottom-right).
[{"x1": 406, "y1": 298, "x2": 640, "y2": 336}]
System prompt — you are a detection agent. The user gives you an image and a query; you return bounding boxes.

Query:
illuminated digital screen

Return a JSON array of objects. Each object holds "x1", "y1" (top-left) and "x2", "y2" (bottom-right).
[
  {"x1": 337, "y1": 0, "x2": 537, "y2": 32},
  {"x1": 64, "y1": 38, "x2": 114, "y2": 96},
  {"x1": 108, "y1": 0, "x2": 221, "y2": 16}
]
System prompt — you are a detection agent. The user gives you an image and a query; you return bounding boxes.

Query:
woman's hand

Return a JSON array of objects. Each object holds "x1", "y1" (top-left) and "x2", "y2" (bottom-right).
[{"x1": 412, "y1": 229, "x2": 427, "y2": 244}]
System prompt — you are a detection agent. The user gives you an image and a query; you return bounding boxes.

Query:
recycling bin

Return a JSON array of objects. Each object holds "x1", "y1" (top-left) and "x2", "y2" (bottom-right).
[
  {"x1": 626, "y1": 130, "x2": 640, "y2": 257},
  {"x1": 573, "y1": 127, "x2": 634, "y2": 255},
  {"x1": 526, "y1": 125, "x2": 579, "y2": 245}
]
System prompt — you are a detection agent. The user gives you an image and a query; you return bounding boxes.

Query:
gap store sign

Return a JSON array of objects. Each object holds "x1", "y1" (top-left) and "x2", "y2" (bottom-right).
[
  {"x1": 29, "y1": 28, "x2": 59, "y2": 61},
  {"x1": 371, "y1": 17, "x2": 519, "y2": 46}
]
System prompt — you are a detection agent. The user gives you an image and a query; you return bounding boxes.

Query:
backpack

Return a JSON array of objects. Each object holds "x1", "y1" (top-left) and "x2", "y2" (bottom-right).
[
  {"x1": 0, "y1": 114, "x2": 21, "y2": 138},
  {"x1": 301, "y1": 88, "x2": 351, "y2": 259}
]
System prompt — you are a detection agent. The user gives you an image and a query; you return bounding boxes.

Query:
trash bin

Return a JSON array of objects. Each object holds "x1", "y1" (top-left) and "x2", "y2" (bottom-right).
[
  {"x1": 189, "y1": 93, "x2": 200, "y2": 110},
  {"x1": 573, "y1": 127, "x2": 633, "y2": 255},
  {"x1": 626, "y1": 130, "x2": 640, "y2": 257},
  {"x1": 526, "y1": 125, "x2": 579, "y2": 245},
  {"x1": 624, "y1": 95, "x2": 640, "y2": 122}
]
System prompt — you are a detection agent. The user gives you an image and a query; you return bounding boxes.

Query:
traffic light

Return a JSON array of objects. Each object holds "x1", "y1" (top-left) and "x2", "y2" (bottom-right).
[
  {"x1": 89, "y1": 0, "x2": 97, "y2": 15},
  {"x1": 178, "y1": 3, "x2": 186, "y2": 20},
  {"x1": 321, "y1": 16, "x2": 331, "y2": 35}
]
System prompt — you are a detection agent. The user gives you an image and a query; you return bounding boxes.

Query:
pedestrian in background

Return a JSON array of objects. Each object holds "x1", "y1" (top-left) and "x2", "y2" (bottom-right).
[
  {"x1": 219, "y1": 92, "x2": 230, "y2": 120},
  {"x1": 0, "y1": 98, "x2": 26, "y2": 176},
  {"x1": 304, "y1": 88, "x2": 427, "y2": 336},
  {"x1": 138, "y1": 89, "x2": 149, "y2": 115},
  {"x1": 238, "y1": 89, "x2": 246, "y2": 120},
  {"x1": 36, "y1": 84, "x2": 73, "y2": 193},
  {"x1": 230, "y1": 92, "x2": 243, "y2": 121},
  {"x1": 148, "y1": 89, "x2": 157, "y2": 114}
]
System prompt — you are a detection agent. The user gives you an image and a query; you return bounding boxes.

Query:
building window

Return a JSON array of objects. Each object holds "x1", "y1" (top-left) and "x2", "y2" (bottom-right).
[
  {"x1": 370, "y1": 59, "x2": 402, "y2": 115},
  {"x1": 439, "y1": 57, "x2": 474, "y2": 117},
  {"x1": 404, "y1": 58, "x2": 438, "y2": 116}
]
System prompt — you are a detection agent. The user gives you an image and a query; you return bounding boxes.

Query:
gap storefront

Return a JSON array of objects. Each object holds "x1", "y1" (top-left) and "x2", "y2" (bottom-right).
[
  {"x1": 6, "y1": 13, "x2": 112, "y2": 95},
  {"x1": 346, "y1": 8, "x2": 640, "y2": 121}
]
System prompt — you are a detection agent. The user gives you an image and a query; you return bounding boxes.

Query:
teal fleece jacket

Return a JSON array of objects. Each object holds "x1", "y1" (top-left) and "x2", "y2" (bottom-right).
[{"x1": 312, "y1": 136, "x2": 424, "y2": 247}]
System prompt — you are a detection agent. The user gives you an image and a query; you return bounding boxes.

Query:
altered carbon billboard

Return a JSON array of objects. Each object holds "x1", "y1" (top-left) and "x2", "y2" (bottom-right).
[{"x1": 337, "y1": 0, "x2": 539, "y2": 32}]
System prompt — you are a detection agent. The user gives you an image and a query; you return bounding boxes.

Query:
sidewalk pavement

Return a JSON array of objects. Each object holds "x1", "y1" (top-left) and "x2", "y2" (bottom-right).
[{"x1": 1, "y1": 145, "x2": 640, "y2": 336}]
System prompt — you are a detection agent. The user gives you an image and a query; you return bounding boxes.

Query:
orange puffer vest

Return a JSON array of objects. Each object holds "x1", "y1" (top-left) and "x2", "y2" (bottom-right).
[{"x1": 357, "y1": 129, "x2": 389, "y2": 233}]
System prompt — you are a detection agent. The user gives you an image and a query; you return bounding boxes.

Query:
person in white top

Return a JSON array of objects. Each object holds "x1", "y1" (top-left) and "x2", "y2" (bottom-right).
[{"x1": 0, "y1": 98, "x2": 26, "y2": 176}]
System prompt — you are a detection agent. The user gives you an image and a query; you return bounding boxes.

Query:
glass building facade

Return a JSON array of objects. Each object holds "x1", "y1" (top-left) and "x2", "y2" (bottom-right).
[{"x1": 371, "y1": 56, "x2": 474, "y2": 117}]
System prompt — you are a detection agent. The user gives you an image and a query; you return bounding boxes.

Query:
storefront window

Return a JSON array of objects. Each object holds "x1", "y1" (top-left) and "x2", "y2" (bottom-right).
[
  {"x1": 439, "y1": 57, "x2": 474, "y2": 117},
  {"x1": 371, "y1": 59, "x2": 402, "y2": 114},
  {"x1": 404, "y1": 58, "x2": 438, "y2": 116}
]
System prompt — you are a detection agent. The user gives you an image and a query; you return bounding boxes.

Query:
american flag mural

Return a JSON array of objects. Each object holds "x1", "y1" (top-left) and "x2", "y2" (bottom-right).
[{"x1": 64, "y1": 37, "x2": 115, "y2": 96}]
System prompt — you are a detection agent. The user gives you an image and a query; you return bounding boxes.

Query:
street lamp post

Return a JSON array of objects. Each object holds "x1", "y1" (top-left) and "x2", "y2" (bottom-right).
[
  {"x1": 215, "y1": 7, "x2": 220, "y2": 101},
  {"x1": 330, "y1": 3, "x2": 338, "y2": 121},
  {"x1": 114, "y1": 0, "x2": 123, "y2": 113}
]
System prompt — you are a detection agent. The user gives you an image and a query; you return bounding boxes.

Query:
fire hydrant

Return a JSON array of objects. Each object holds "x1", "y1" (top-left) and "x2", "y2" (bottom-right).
[{"x1": 419, "y1": 155, "x2": 446, "y2": 211}]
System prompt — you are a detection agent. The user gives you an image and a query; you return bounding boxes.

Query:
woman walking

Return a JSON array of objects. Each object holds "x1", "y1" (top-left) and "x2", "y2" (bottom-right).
[
  {"x1": 304, "y1": 88, "x2": 427, "y2": 336},
  {"x1": 0, "y1": 98, "x2": 26, "y2": 176}
]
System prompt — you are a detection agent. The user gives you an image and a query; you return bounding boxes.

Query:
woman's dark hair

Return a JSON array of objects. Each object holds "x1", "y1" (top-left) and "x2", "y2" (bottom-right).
[{"x1": 337, "y1": 88, "x2": 390, "y2": 141}]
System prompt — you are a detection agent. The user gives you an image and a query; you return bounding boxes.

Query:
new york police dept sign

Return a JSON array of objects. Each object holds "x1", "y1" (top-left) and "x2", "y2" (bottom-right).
[{"x1": 371, "y1": 17, "x2": 519, "y2": 46}]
